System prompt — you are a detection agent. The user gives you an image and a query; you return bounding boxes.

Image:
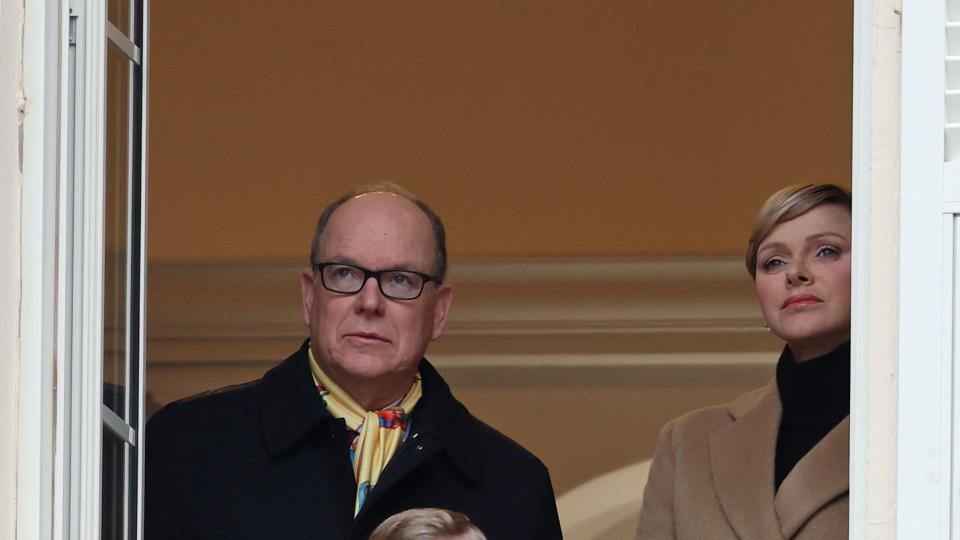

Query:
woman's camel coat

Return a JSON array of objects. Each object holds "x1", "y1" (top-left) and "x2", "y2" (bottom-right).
[{"x1": 635, "y1": 382, "x2": 849, "y2": 540}]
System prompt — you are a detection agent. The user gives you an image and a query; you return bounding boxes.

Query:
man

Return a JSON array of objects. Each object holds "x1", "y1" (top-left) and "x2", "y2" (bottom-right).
[{"x1": 145, "y1": 184, "x2": 563, "y2": 539}]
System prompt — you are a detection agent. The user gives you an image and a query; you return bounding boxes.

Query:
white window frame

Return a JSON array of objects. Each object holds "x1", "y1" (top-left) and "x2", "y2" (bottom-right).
[
  {"x1": 18, "y1": 0, "x2": 64, "y2": 538},
  {"x1": 18, "y1": 0, "x2": 959, "y2": 537},
  {"x1": 17, "y1": 0, "x2": 149, "y2": 538},
  {"x1": 851, "y1": 0, "x2": 959, "y2": 538},
  {"x1": 896, "y1": 1, "x2": 952, "y2": 538}
]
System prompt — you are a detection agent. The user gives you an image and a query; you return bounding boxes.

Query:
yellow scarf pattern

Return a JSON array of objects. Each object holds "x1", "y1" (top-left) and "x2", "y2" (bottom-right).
[{"x1": 308, "y1": 349, "x2": 422, "y2": 515}]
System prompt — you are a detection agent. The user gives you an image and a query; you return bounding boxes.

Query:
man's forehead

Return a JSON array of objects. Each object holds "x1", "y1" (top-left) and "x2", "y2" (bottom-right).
[
  {"x1": 333, "y1": 192, "x2": 423, "y2": 220},
  {"x1": 320, "y1": 193, "x2": 434, "y2": 255}
]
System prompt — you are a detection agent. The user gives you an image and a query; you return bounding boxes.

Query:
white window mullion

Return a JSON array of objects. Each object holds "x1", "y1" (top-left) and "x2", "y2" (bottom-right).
[
  {"x1": 897, "y1": 0, "x2": 951, "y2": 538},
  {"x1": 54, "y1": 3, "x2": 78, "y2": 539},
  {"x1": 134, "y1": 5, "x2": 151, "y2": 539},
  {"x1": 71, "y1": 0, "x2": 108, "y2": 538},
  {"x1": 18, "y1": 0, "x2": 62, "y2": 538}
]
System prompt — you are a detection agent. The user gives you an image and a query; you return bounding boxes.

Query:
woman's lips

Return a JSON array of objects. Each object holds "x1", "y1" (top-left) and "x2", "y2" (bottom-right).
[{"x1": 781, "y1": 294, "x2": 822, "y2": 309}]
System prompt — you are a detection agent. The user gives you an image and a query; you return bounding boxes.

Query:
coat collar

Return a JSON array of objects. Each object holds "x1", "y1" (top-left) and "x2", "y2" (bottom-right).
[
  {"x1": 709, "y1": 381, "x2": 850, "y2": 539},
  {"x1": 709, "y1": 382, "x2": 784, "y2": 540},
  {"x1": 774, "y1": 416, "x2": 849, "y2": 537},
  {"x1": 400, "y1": 358, "x2": 484, "y2": 484},
  {"x1": 258, "y1": 340, "x2": 483, "y2": 484},
  {"x1": 259, "y1": 341, "x2": 332, "y2": 457}
]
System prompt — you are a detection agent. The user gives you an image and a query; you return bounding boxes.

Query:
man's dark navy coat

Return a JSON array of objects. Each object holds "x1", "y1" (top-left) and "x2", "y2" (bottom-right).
[{"x1": 145, "y1": 341, "x2": 563, "y2": 539}]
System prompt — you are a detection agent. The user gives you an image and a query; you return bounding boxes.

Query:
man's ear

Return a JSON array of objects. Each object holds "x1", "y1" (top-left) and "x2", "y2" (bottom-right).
[
  {"x1": 430, "y1": 285, "x2": 453, "y2": 340},
  {"x1": 300, "y1": 268, "x2": 316, "y2": 326}
]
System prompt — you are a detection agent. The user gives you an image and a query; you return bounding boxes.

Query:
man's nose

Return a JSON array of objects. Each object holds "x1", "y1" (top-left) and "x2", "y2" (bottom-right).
[{"x1": 354, "y1": 276, "x2": 386, "y2": 314}]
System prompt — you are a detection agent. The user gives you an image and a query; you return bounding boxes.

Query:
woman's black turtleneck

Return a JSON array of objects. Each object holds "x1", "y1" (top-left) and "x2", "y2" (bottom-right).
[{"x1": 774, "y1": 341, "x2": 850, "y2": 491}]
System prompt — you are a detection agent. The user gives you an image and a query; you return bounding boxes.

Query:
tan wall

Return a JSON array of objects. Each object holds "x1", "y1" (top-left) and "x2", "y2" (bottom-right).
[
  {"x1": 148, "y1": 1, "x2": 852, "y2": 263},
  {"x1": 145, "y1": 0, "x2": 853, "y2": 523},
  {"x1": 146, "y1": 259, "x2": 783, "y2": 498}
]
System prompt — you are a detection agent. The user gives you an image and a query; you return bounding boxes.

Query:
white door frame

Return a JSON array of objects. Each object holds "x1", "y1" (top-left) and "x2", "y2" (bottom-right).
[{"x1": 851, "y1": 0, "x2": 957, "y2": 538}]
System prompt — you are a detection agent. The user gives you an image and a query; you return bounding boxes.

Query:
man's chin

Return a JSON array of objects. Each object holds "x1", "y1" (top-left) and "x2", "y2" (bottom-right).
[{"x1": 338, "y1": 356, "x2": 412, "y2": 381}]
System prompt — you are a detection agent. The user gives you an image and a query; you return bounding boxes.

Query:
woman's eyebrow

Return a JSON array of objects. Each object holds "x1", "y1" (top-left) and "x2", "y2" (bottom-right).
[
  {"x1": 757, "y1": 233, "x2": 850, "y2": 255},
  {"x1": 756, "y1": 241, "x2": 786, "y2": 257},
  {"x1": 806, "y1": 231, "x2": 850, "y2": 242}
]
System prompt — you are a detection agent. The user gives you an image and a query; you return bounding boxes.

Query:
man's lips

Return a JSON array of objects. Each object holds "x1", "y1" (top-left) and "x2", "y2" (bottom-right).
[
  {"x1": 344, "y1": 332, "x2": 391, "y2": 344},
  {"x1": 781, "y1": 294, "x2": 822, "y2": 309}
]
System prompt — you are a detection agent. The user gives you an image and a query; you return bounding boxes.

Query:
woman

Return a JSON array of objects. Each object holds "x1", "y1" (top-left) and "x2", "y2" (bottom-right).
[{"x1": 636, "y1": 184, "x2": 851, "y2": 540}]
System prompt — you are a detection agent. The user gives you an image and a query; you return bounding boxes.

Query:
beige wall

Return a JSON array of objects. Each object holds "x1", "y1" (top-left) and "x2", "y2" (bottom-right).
[
  {"x1": 145, "y1": 0, "x2": 853, "y2": 515},
  {"x1": 146, "y1": 259, "x2": 783, "y2": 498},
  {"x1": 148, "y1": 1, "x2": 852, "y2": 263}
]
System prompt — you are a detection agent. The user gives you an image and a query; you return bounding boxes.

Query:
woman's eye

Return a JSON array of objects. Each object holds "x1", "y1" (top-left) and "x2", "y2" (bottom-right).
[
  {"x1": 761, "y1": 258, "x2": 785, "y2": 271},
  {"x1": 816, "y1": 246, "x2": 841, "y2": 257}
]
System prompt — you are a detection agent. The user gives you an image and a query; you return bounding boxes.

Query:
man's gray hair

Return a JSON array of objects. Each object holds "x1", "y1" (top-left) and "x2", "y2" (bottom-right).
[
  {"x1": 309, "y1": 182, "x2": 448, "y2": 282},
  {"x1": 369, "y1": 508, "x2": 486, "y2": 540}
]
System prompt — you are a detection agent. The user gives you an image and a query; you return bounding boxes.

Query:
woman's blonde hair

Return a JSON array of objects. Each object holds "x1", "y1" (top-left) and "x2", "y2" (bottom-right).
[
  {"x1": 745, "y1": 183, "x2": 852, "y2": 279},
  {"x1": 369, "y1": 508, "x2": 486, "y2": 540}
]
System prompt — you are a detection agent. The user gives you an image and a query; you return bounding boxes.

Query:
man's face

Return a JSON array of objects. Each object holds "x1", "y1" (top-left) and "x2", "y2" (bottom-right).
[{"x1": 300, "y1": 193, "x2": 452, "y2": 402}]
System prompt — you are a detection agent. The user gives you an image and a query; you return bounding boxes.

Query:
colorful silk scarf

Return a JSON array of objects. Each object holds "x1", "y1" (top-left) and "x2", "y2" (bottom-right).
[{"x1": 307, "y1": 349, "x2": 422, "y2": 515}]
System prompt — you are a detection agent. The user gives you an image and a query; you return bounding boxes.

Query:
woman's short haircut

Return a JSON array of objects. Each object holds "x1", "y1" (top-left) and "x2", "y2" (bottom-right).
[
  {"x1": 309, "y1": 181, "x2": 448, "y2": 283},
  {"x1": 745, "y1": 183, "x2": 852, "y2": 280},
  {"x1": 368, "y1": 508, "x2": 487, "y2": 540}
]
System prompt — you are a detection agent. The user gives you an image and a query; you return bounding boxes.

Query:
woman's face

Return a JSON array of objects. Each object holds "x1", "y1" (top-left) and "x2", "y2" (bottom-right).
[{"x1": 754, "y1": 203, "x2": 852, "y2": 362}]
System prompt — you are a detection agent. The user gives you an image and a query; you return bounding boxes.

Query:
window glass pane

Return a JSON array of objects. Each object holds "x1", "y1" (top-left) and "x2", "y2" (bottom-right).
[
  {"x1": 107, "y1": 0, "x2": 131, "y2": 38},
  {"x1": 101, "y1": 430, "x2": 127, "y2": 540},
  {"x1": 103, "y1": 42, "x2": 131, "y2": 419}
]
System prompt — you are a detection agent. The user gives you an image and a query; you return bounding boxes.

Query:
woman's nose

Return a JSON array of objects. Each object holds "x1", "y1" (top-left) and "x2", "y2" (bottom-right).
[{"x1": 786, "y1": 264, "x2": 812, "y2": 286}]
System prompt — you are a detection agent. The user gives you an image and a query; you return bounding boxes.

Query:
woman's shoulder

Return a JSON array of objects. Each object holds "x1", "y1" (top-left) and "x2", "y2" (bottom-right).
[{"x1": 664, "y1": 382, "x2": 777, "y2": 440}]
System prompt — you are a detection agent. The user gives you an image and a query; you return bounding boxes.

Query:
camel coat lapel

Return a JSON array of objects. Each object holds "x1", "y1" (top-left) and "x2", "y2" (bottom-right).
[
  {"x1": 637, "y1": 379, "x2": 849, "y2": 540},
  {"x1": 709, "y1": 382, "x2": 849, "y2": 539},
  {"x1": 709, "y1": 383, "x2": 784, "y2": 540},
  {"x1": 774, "y1": 416, "x2": 849, "y2": 537}
]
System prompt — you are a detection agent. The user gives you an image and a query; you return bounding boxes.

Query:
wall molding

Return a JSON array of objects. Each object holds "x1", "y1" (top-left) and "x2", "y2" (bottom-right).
[{"x1": 147, "y1": 258, "x2": 781, "y2": 369}]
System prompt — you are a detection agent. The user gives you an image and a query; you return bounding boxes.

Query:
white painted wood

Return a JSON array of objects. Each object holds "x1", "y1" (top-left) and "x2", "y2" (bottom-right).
[
  {"x1": 0, "y1": 0, "x2": 24, "y2": 534},
  {"x1": 71, "y1": 1, "x2": 108, "y2": 538},
  {"x1": 950, "y1": 216, "x2": 960, "y2": 539},
  {"x1": 850, "y1": 0, "x2": 873, "y2": 539},
  {"x1": 947, "y1": 57, "x2": 960, "y2": 91},
  {"x1": 18, "y1": 0, "x2": 64, "y2": 538},
  {"x1": 102, "y1": 406, "x2": 136, "y2": 446},
  {"x1": 135, "y1": 5, "x2": 150, "y2": 538},
  {"x1": 945, "y1": 162, "x2": 960, "y2": 204},
  {"x1": 849, "y1": 2, "x2": 873, "y2": 535},
  {"x1": 53, "y1": 2, "x2": 75, "y2": 539},
  {"x1": 105, "y1": 21, "x2": 140, "y2": 64},
  {"x1": 850, "y1": 0, "x2": 901, "y2": 537},
  {"x1": 897, "y1": 0, "x2": 950, "y2": 537}
]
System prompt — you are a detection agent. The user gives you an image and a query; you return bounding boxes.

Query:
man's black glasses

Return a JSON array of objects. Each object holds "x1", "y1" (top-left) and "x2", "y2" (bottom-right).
[{"x1": 313, "y1": 262, "x2": 438, "y2": 300}]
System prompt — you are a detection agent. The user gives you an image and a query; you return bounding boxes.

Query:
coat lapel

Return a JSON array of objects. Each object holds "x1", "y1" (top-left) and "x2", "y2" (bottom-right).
[
  {"x1": 709, "y1": 383, "x2": 784, "y2": 540},
  {"x1": 774, "y1": 416, "x2": 849, "y2": 537},
  {"x1": 354, "y1": 359, "x2": 482, "y2": 526}
]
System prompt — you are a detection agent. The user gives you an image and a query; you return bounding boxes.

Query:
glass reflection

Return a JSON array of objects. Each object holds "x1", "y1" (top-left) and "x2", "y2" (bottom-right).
[
  {"x1": 103, "y1": 41, "x2": 131, "y2": 419},
  {"x1": 107, "y1": 0, "x2": 131, "y2": 38},
  {"x1": 101, "y1": 428, "x2": 127, "y2": 540}
]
